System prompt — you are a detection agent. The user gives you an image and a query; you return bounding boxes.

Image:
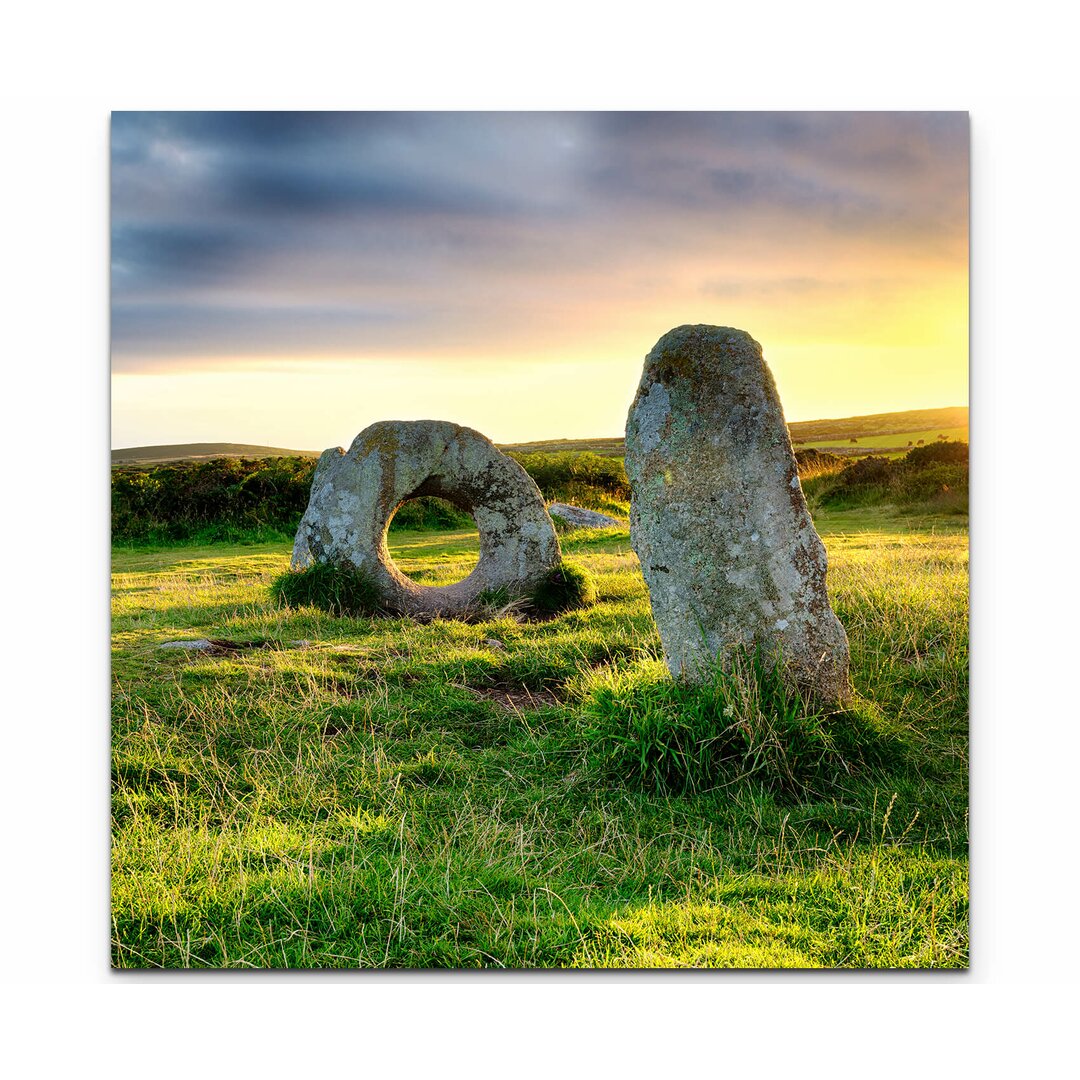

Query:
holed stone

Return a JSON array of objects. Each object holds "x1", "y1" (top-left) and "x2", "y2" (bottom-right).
[{"x1": 292, "y1": 420, "x2": 562, "y2": 618}]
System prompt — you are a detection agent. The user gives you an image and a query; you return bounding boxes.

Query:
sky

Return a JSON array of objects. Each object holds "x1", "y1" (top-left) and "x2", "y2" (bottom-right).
[{"x1": 111, "y1": 111, "x2": 968, "y2": 450}]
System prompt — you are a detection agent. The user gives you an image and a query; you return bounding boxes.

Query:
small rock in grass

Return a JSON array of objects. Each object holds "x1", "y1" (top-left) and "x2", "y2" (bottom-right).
[
  {"x1": 159, "y1": 639, "x2": 214, "y2": 651},
  {"x1": 483, "y1": 638, "x2": 506, "y2": 651}
]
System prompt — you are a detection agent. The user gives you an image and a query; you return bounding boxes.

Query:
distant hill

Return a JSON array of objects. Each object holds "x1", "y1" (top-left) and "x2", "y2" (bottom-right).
[
  {"x1": 113, "y1": 406, "x2": 968, "y2": 465},
  {"x1": 499, "y1": 437, "x2": 626, "y2": 458},
  {"x1": 112, "y1": 442, "x2": 321, "y2": 465},
  {"x1": 786, "y1": 406, "x2": 967, "y2": 444}
]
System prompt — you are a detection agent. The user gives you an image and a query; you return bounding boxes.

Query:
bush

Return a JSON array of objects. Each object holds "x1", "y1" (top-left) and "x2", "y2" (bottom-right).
[
  {"x1": 817, "y1": 454, "x2": 894, "y2": 508},
  {"x1": 389, "y1": 497, "x2": 474, "y2": 531},
  {"x1": 113, "y1": 459, "x2": 478, "y2": 544},
  {"x1": 529, "y1": 561, "x2": 598, "y2": 614},
  {"x1": 510, "y1": 451, "x2": 629, "y2": 505},
  {"x1": 112, "y1": 449, "x2": 635, "y2": 545},
  {"x1": 903, "y1": 440, "x2": 968, "y2": 468},
  {"x1": 112, "y1": 457, "x2": 317, "y2": 544},
  {"x1": 269, "y1": 562, "x2": 382, "y2": 617},
  {"x1": 813, "y1": 442, "x2": 969, "y2": 512},
  {"x1": 894, "y1": 462, "x2": 968, "y2": 505}
]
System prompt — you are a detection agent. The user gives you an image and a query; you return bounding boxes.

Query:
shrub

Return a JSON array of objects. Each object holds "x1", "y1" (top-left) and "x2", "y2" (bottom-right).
[
  {"x1": 112, "y1": 457, "x2": 317, "y2": 543},
  {"x1": 893, "y1": 463, "x2": 968, "y2": 505},
  {"x1": 389, "y1": 497, "x2": 474, "y2": 531},
  {"x1": 817, "y1": 454, "x2": 894, "y2": 508},
  {"x1": 113, "y1": 459, "x2": 476, "y2": 544},
  {"x1": 510, "y1": 451, "x2": 630, "y2": 505},
  {"x1": 811, "y1": 442, "x2": 969, "y2": 512},
  {"x1": 269, "y1": 562, "x2": 382, "y2": 617},
  {"x1": 529, "y1": 561, "x2": 598, "y2": 614},
  {"x1": 902, "y1": 440, "x2": 968, "y2": 468}
]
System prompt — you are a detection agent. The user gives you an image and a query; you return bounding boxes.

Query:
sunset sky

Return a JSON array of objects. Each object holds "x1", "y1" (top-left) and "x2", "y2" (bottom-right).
[{"x1": 111, "y1": 111, "x2": 968, "y2": 450}]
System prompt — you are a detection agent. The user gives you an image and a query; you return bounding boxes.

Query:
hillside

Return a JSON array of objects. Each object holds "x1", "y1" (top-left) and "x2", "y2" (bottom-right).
[
  {"x1": 112, "y1": 442, "x2": 321, "y2": 465},
  {"x1": 112, "y1": 406, "x2": 968, "y2": 465},
  {"x1": 786, "y1": 406, "x2": 968, "y2": 444}
]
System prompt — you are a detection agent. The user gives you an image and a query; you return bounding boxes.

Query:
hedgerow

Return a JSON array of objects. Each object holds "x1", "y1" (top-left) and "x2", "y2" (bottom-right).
[{"x1": 112, "y1": 451, "x2": 629, "y2": 544}]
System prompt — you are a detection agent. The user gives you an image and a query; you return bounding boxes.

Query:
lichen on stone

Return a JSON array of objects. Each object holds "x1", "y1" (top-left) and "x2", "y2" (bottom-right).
[
  {"x1": 290, "y1": 419, "x2": 562, "y2": 619},
  {"x1": 626, "y1": 325, "x2": 852, "y2": 705}
]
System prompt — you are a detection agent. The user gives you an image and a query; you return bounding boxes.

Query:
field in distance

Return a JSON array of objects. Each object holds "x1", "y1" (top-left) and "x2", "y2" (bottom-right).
[
  {"x1": 112, "y1": 442, "x2": 323, "y2": 465},
  {"x1": 112, "y1": 406, "x2": 968, "y2": 465}
]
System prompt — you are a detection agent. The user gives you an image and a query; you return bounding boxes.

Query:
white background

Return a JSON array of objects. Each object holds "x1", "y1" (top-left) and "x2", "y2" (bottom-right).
[{"x1": 2, "y1": 1, "x2": 1077, "y2": 1074}]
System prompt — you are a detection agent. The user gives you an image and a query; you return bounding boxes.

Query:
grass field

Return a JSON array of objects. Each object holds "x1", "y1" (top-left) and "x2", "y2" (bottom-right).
[
  {"x1": 112, "y1": 442, "x2": 321, "y2": 465},
  {"x1": 111, "y1": 503, "x2": 968, "y2": 969},
  {"x1": 786, "y1": 406, "x2": 967, "y2": 444},
  {"x1": 793, "y1": 426, "x2": 968, "y2": 455}
]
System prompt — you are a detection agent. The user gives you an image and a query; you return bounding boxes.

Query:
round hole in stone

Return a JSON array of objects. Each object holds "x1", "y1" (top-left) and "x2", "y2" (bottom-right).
[{"x1": 385, "y1": 496, "x2": 481, "y2": 586}]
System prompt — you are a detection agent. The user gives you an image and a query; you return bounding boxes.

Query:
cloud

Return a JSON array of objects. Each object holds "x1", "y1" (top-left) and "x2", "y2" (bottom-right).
[{"x1": 110, "y1": 111, "x2": 968, "y2": 370}]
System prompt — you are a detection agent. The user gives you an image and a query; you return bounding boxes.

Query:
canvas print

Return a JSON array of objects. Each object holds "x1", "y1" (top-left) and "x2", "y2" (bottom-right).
[{"x1": 111, "y1": 111, "x2": 969, "y2": 969}]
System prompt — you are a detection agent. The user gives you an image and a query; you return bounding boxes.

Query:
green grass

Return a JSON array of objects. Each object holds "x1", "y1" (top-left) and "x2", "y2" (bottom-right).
[
  {"x1": 111, "y1": 513, "x2": 968, "y2": 969},
  {"x1": 786, "y1": 406, "x2": 967, "y2": 444},
  {"x1": 270, "y1": 561, "x2": 382, "y2": 617}
]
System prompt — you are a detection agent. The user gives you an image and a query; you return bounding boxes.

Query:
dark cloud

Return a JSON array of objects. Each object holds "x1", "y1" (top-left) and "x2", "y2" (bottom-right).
[
  {"x1": 111, "y1": 111, "x2": 968, "y2": 368},
  {"x1": 111, "y1": 110, "x2": 389, "y2": 158},
  {"x1": 111, "y1": 223, "x2": 255, "y2": 286},
  {"x1": 220, "y1": 161, "x2": 524, "y2": 219}
]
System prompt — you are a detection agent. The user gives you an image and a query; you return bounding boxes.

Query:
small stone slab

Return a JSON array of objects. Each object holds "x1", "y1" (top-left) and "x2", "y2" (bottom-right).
[
  {"x1": 291, "y1": 420, "x2": 562, "y2": 618},
  {"x1": 548, "y1": 503, "x2": 621, "y2": 529},
  {"x1": 159, "y1": 639, "x2": 214, "y2": 652},
  {"x1": 625, "y1": 325, "x2": 852, "y2": 704}
]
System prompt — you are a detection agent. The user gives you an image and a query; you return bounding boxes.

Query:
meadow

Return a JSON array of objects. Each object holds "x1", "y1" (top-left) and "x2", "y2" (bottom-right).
[{"x1": 111, "y1": 486, "x2": 968, "y2": 968}]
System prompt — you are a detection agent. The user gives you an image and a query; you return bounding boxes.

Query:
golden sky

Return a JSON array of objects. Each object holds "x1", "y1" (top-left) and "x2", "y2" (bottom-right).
[{"x1": 111, "y1": 112, "x2": 968, "y2": 449}]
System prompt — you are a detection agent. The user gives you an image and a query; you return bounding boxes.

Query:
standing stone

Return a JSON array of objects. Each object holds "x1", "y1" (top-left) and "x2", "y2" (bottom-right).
[
  {"x1": 625, "y1": 325, "x2": 851, "y2": 704},
  {"x1": 291, "y1": 420, "x2": 562, "y2": 618}
]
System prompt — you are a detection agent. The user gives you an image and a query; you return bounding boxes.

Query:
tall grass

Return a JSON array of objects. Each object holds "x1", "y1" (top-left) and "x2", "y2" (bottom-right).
[{"x1": 578, "y1": 648, "x2": 900, "y2": 798}]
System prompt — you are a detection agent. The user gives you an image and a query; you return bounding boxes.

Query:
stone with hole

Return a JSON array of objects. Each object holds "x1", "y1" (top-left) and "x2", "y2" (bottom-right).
[
  {"x1": 625, "y1": 325, "x2": 852, "y2": 704},
  {"x1": 291, "y1": 420, "x2": 562, "y2": 617}
]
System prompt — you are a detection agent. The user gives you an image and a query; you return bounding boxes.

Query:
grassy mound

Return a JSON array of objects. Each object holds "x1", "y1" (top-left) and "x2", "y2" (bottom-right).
[
  {"x1": 269, "y1": 562, "x2": 382, "y2": 617},
  {"x1": 529, "y1": 561, "x2": 598, "y2": 614},
  {"x1": 580, "y1": 649, "x2": 901, "y2": 798}
]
